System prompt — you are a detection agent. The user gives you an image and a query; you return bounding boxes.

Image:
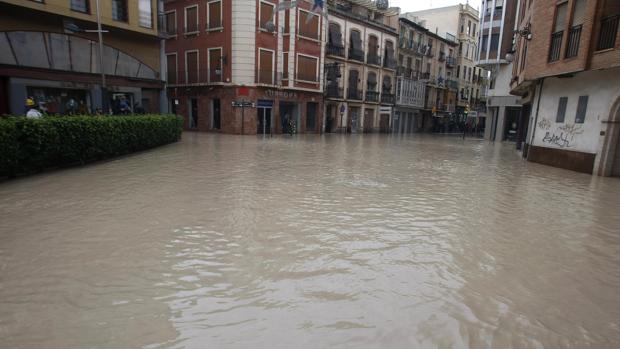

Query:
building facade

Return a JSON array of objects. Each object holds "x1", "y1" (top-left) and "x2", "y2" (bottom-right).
[
  {"x1": 406, "y1": 4, "x2": 488, "y2": 132},
  {"x1": 395, "y1": 17, "x2": 458, "y2": 134},
  {"x1": 476, "y1": 0, "x2": 523, "y2": 143},
  {"x1": 324, "y1": 0, "x2": 399, "y2": 133},
  {"x1": 511, "y1": 0, "x2": 620, "y2": 175},
  {"x1": 164, "y1": 0, "x2": 325, "y2": 134},
  {"x1": 0, "y1": 0, "x2": 166, "y2": 115}
]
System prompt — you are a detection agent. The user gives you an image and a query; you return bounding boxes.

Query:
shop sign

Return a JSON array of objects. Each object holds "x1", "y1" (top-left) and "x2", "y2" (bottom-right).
[
  {"x1": 265, "y1": 89, "x2": 298, "y2": 100},
  {"x1": 379, "y1": 106, "x2": 392, "y2": 113},
  {"x1": 232, "y1": 100, "x2": 254, "y2": 108},
  {"x1": 257, "y1": 100, "x2": 273, "y2": 108}
]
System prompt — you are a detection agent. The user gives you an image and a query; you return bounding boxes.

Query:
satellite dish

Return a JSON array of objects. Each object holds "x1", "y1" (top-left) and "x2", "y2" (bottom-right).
[{"x1": 376, "y1": 0, "x2": 389, "y2": 10}]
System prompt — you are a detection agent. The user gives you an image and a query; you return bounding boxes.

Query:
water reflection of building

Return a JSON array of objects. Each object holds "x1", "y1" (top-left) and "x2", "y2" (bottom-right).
[
  {"x1": 0, "y1": 0, "x2": 166, "y2": 115},
  {"x1": 510, "y1": 0, "x2": 620, "y2": 176},
  {"x1": 164, "y1": 0, "x2": 324, "y2": 135},
  {"x1": 323, "y1": 0, "x2": 399, "y2": 133},
  {"x1": 476, "y1": 0, "x2": 523, "y2": 144},
  {"x1": 394, "y1": 17, "x2": 458, "y2": 134}
]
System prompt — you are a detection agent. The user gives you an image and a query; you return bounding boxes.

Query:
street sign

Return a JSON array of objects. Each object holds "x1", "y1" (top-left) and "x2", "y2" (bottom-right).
[{"x1": 232, "y1": 101, "x2": 254, "y2": 108}]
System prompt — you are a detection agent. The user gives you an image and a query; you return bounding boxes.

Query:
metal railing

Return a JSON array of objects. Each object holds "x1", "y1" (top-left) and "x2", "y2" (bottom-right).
[
  {"x1": 349, "y1": 48, "x2": 364, "y2": 62},
  {"x1": 420, "y1": 72, "x2": 431, "y2": 80},
  {"x1": 549, "y1": 31, "x2": 563, "y2": 62},
  {"x1": 383, "y1": 56, "x2": 397, "y2": 69},
  {"x1": 381, "y1": 93, "x2": 395, "y2": 104},
  {"x1": 565, "y1": 25, "x2": 582, "y2": 58},
  {"x1": 365, "y1": 90, "x2": 380, "y2": 103},
  {"x1": 347, "y1": 88, "x2": 363, "y2": 100},
  {"x1": 446, "y1": 56, "x2": 456, "y2": 66},
  {"x1": 326, "y1": 86, "x2": 344, "y2": 98},
  {"x1": 438, "y1": 51, "x2": 446, "y2": 61},
  {"x1": 597, "y1": 15, "x2": 619, "y2": 51},
  {"x1": 327, "y1": 43, "x2": 345, "y2": 57},
  {"x1": 367, "y1": 54, "x2": 381, "y2": 65}
]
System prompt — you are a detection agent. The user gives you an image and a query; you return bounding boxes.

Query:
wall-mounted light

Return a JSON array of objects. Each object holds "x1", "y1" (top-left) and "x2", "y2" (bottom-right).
[{"x1": 515, "y1": 23, "x2": 532, "y2": 40}]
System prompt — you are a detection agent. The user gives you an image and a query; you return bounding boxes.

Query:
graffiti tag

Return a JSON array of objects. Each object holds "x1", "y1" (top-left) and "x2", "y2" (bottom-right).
[
  {"x1": 558, "y1": 123, "x2": 584, "y2": 140},
  {"x1": 542, "y1": 132, "x2": 571, "y2": 148},
  {"x1": 537, "y1": 118, "x2": 552, "y2": 130}
]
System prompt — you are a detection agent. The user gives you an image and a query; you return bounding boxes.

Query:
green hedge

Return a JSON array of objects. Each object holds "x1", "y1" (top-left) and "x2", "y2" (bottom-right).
[{"x1": 0, "y1": 114, "x2": 183, "y2": 177}]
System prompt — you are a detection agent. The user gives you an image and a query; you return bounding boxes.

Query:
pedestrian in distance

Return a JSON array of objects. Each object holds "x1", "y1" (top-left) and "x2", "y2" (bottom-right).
[{"x1": 25, "y1": 98, "x2": 42, "y2": 119}]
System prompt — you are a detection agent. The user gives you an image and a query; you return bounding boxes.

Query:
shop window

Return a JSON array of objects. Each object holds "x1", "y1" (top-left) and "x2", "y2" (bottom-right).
[
  {"x1": 166, "y1": 53, "x2": 177, "y2": 84},
  {"x1": 259, "y1": 49, "x2": 274, "y2": 84},
  {"x1": 71, "y1": 0, "x2": 90, "y2": 13},
  {"x1": 208, "y1": 48, "x2": 223, "y2": 83},
  {"x1": 556, "y1": 97, "x2": 568, "y2": 122},
  {"x1": 298, "y1": 9, "x2": 319, "y2": 40},
  {"x1": 186, "y1": 50, "x2": 199, "y2": 84},
  {"x1": 208, "y1": 0, "x2": 222, "y2": 30},
  {"x1": 297, "y1": 54, "x2": 318, "y2": 82},
  {"x1": 185, "y1": 5, "x2": 199, "y2": 34},
  {"x1": 259, "y1": 1, "x2": 275, "y2": 31},
  {"x1": 575, "y1": 95, "x2": 588, "y2": 123},
  {"x1": 139, "y1": 0, "x2": 153, "y2": 28},
  {"x1": 112, "y1": 0, "x2": 128, "y2": 22}
]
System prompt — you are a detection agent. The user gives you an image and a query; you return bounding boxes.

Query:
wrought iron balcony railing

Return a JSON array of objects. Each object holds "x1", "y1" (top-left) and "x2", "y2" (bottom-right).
[
  {"x1": 365, "y1": 90, "x2": 380, "y2": 103},
  {"x1": 565, "y1": 24, "x2": 582, "y2": 58},
  {"x1": 381, "y1": 93, "x2": 395, "y2": 104},
  {"x1": 327, "y1": 43, "x2": 345, "y2": 57},
  {"x1": 367, "y1": 54, "x2": 381, "y2": 65},
  {"x1": 326, "y1": 85, "x2": 344, "y2": 98},
  {"x1": 549, "y1": 31, "x2": 563, "y2": 62},
  {"x1": 349, "y1": 48, "x2": 364, "y2": 62},
  {"x1": 347, "y1": 88, "x2": 363, "y2": 100}
]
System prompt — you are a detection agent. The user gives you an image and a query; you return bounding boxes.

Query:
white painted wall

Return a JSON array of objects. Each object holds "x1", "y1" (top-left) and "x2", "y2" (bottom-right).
[
  {"x1": 487, "y1": 63, "x2": 512, "y2": 98},
  {"x1": 531, "y1": 68, "x2": 620, "y2": 154},
  {"x1": 231, "y1": 0, "x2": 256, "y2": 85}
]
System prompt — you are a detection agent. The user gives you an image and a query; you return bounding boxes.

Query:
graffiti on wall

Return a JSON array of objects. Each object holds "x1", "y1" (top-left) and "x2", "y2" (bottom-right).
[{"x1": 541, "y1": 122, "x2": 584, "y2": 149}]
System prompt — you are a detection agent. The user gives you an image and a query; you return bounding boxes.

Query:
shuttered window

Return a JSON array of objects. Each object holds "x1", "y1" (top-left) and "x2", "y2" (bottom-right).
[
  {"x1": 572, "y1": 0, "x2": 586, "y2": 25},
  {"x1": 166, "y1": 54, "x2": 177, "y2": 84},
  {"x1": 260, "y1": 2, "x2": 275, "y2": 31},
  {"x1": 554, "y1": 2, "x2": 568, "y2": 33},
  {"x1": 299, "y1": 10, "x2": 319, "y2": 39},
  {"x1": 297, "y1": 55, "x2": 318, "y2": 82},
  {"x1": 367, "y1": 72, "x2": 377, "y2": 91},
  {"x1": 185, "y1": 6, "x2": 198, "y2": 33},
  {"x1": 329, "y1": 23, "x2": 343, "y2": 47},
  {"x1": 209, "y1": 48, "x2": 222, "y2": 83},
  {"x1": 556, "y1": 97, "x2": 568, "y2": 122},
  {"x1": 165, "y1": 11, "x2": 176, "y2": 35},
  {"x1": 71, "y1": 0, "x2": 89, "y2": 13},
  {"x1": 575, "y1": 95, "x2": 588, "y2": 123},
  {"x1": 283, "y1": 52, "x2": 289, "y2": 79},
  {"x1": 350, "y1": 30, "x2": 362, "y2": 50},
  {"x1": 186, "y1": 51, "x2": 199, "y2": 84},
  {"x1": 259, "y1": 49, "x2": 274, "y2": 84},
  {"x1": 383, "y1": 76, "x2": 392, "y2": 93},
  {"x1": 208, "y1": 0, "x2": 222, "y2": 29}
]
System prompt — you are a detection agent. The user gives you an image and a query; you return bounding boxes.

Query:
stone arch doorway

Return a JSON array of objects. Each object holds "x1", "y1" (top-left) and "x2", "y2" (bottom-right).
[{"x1": 596, "y1": 96, "x2": 620, "y2": 177}]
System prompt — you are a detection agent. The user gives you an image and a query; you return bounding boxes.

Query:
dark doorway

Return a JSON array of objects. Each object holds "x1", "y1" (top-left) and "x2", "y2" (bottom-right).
[
  {"x1": 212, "y1": 99, "x2": 221, "y2": 130},
  {"x1": 257, "y1": 107, "x2": 272, "y2": 135},
  {"x1": 306, "y1": 102, "x2": 318, "y2": 132},
  {"x1": 325, "y1": 105, "x2": 335, "y2": 133},
  {"x1": 349, "y1": 107, "x2": 360, "y2": 133},
  {"x1": 280, "y1": 102, "x2": 297, "y2": 134},
  {"x1": 189, "y1": 98, "x2": 198, "y2": 129},
  {"x1": 380, "y1": 113, "x2": 390, "y2": 133},
  {"x1": 504, "y1": 107, "x2": 521, "y2": 141},
  {"x1": 363, "y1": 108, "x2": 373, "y2": 133},
  {"x1": 0, "y1": 77, "x2": 8, "y2": 115}
]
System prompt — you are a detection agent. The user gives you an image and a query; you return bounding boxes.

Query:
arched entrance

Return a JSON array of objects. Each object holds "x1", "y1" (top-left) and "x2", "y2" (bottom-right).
[{"x1": 596, "y1": 97, "x2": 620, "y2": 177}]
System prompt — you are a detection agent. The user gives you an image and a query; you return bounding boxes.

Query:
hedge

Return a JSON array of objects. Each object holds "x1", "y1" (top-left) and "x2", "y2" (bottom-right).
[{"x1": 0, "y1": 114, "x2": 183, "y2": 177}]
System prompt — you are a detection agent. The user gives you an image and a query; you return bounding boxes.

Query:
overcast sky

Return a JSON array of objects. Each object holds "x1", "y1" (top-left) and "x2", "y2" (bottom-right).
[{"x1": 390, "y1": 0, "x2": 479, "y2": 13}]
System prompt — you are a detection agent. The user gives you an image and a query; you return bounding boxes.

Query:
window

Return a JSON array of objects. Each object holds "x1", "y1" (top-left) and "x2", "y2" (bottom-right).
[
  {"x1": 575, "y1": 95, "x2": 588, "y2": 123},
  {"x1": 283, "y1": 52, "x2": 289, "y2": 79},
  {"x1": 554, "y1": 2, "x2": 568, "y2": 33},
  {"x1": 207, "y1": 0, "x2": 222, "y2": 30},
  {"x1": 382, "y1": 76, "x2": 392, "y2": 93},
  {"x1": 298, "y1": 9, "x2": 319, "y2": 40},
  {"x1": 185, "y1": 5, "x2": 199, "y2": 34},
  {"x1": 481, "y1": 34, "x2": 489, "y2": 52},
  {"x1": 258, "y1": 49, "x2": 274, "y2": 84},
  {"x1": 597, "y1": 0, "x2": 620, "y2": 50},
  {"x1": 566, "y1": 0, "x2": 585, "y2": 58},
  {"x1": 556, "y1": 97, "x2": 568, "y2": 122},
  {"x1": 139, "y1": 0, "x2": 152, "y2": 28},
  {"x1": 166, "y1": 53, "x2": 177, "y2": 84},
  {"x1": 367, "y1": 72, "x2": 377, "y2": 91},
  {"x1": 459, "y1": 42, "x2": 463, "y2": 55},
  {"x1": 208, "y1": 48, "x2": 223, "y2": 83},
  {"x1": 457, "y1": 65, "x2": 460, "y2": 78},
  {"x1": 467, "y1": 21, "x2": 471, "y2": 35},
  {"x1": 71, "y1": 0, "x2": 89, "y2": 13},
  {"x1": 185, "y1": 50, "x2": 199, "y2": 84},
  {"x1": 284, "y1": 9, "x2": 290, "y2": 34},
  {"x1": 112, "y1": 0, "x2": 127, "y2": 22},
  {"x1": 490, "y1": 34, "x2": 500, "y2": 52},
  {"x1": 297, "y1": 54, "x2": 318, "y2": 82},
  {"x1": 328, "y1": 23, "x2": 343, "y2": 47},
  {"x1": 259, "y1": 1, "x2": 275, "y2": 31},
  {"x1": 473, "y1": 23, "x2": 477, "y2": 37},
  {"x1": 549, "y1": 2, "x2": 568, "y2": 62},
  {"x1": 164, "y1": 11, "x2": 177, "y2": 35}
]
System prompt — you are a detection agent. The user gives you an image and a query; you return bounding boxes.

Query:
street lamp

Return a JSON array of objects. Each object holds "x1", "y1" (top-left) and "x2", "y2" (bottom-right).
[{"x1": 64, "y1": 0, "x2": 109, "y2": 113}]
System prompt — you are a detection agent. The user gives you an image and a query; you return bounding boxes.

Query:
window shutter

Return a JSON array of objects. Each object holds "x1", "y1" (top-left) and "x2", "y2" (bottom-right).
[{"x1": 209, "y1": 1, "x2": 222, "y2": 29}]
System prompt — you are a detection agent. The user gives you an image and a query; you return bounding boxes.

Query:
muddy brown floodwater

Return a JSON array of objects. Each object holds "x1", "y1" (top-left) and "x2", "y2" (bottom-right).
[{"x1": 1, "y1": 134, "x2": 620, "y2": 349}]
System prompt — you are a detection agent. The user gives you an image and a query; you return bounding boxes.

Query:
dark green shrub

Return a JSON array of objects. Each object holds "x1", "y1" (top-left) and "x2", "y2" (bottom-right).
[{"x1": 0, "y1": 115, "x2": 183, "y2": 177}]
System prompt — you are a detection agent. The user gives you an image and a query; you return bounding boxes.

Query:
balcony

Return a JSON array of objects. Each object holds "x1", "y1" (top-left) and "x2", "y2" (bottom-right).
[
  {"x1": 365, "y1": 90, "x2": 380, "y2": 103},
  {"x1": 383, "y1": 57, "x2": 397, "y2": 70},
  {"x1": 397, "y1": 67, "x2": 415, "y2": 79},
  {"x1": 446, "y1": 56, "x2": 456, "y2": 67},
  {"x1": 426, "y1": 47, "x2": 435, "y2": 58},
  {"x1": 565, "y1": 25, "x2": 582, "y2": 58},
  {"x1": 415, "y1": 44, "x2": 426, "y2": 56},
  {"x1": 447, "y1": 79, "x2": 458, "y2": 90},
  {"x1": 597, "y1": 15, "x2": 618, "y2": 51},
  {"x1": 347, "y1": 88, "x2": 363, "y2": 100},
  {"x1": 326, "y1": 85, "x2": 344, "y2": 99},
  {"x1": 549, "y1": 31, "x2": 563, "y2": 62},
  {"x1": 349, "y1": 48, "x2": 364, "y2": 62},
  {"x1": 367, "y1": 54, "x2": 381, "y2": 66},
  {"x1": 381, "y1": 93, "x2": 395, "y2": 104},
  {"x1": 420, "y1": 72, "x2": 431, "y2": 80},
  {"x1": 438, "y1": 51, "x2": 446, "y2": 62},
  {"x1": 327, "y1": 43, "x2": 345, "y2": 57}
]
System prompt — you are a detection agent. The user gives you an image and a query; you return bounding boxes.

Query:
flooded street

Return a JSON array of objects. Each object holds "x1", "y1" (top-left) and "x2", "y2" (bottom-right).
[{"x1": 1, "y1": 133, "x2": 620, "y2": 349}]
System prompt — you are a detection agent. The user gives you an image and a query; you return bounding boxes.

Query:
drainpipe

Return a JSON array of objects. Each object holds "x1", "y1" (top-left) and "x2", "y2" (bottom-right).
[
  {"x1": 527, "y1": 78, "x2": 544, "y2": 159},
  {"x1": 159, "y1": 0, "x2": 169, "y2": 114}
]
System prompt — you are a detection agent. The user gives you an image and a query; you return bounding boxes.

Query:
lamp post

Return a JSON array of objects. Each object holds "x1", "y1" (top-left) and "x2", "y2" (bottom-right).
[{"x1": 65, "y1": 0, "x2": 109, "y2": 113}]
